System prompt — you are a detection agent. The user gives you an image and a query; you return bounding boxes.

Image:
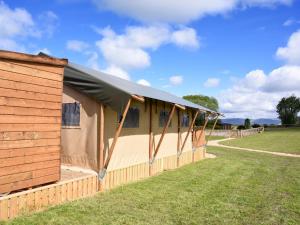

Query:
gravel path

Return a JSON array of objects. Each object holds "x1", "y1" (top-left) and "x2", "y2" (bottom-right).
[{"x1": 207, "y1": 138, "x2": 300, "y2": 158}]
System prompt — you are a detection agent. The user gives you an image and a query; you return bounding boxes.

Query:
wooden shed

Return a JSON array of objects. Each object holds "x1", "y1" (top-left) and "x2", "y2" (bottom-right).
[{"x1": 0, "y1": 51, "x2": 67, "y2": 194}]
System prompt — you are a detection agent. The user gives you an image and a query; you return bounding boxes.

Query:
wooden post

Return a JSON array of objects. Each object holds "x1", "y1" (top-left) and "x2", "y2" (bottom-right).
[
  {"x1": 98, "y1": 103, "x2": 105, "y2": 191},
  {"x1": 206, "y1": 115, "x2": 219, "y2": 143},
  {"x1": 195, "y1": 113, "x2": 209, "y2": 146},
  {"x1": 152, "y1": 104, "x2": 176, "y2": 160},
  {"x1": 101, "y1": 98, "x2": 132, "y2": 174},
  {"x1": 149, "y1": 100, "x2": 153, "y2": 176},
  {"x1": 177, "y1": 109, "x2": 181, "y2": 167},
  {"x1": 179, "y1": 110, "x2": 199, "y2": 154}
]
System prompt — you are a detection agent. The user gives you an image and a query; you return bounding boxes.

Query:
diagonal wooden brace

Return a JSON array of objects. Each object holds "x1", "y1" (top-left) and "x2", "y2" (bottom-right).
[
  {"x1": 205, "y1": 114, "x2": 219, "y2": 145},
  {"x1": 178, "y1": 110, "x2": 199, "y2": 157},
  {"x1": 194, "y1": 113, "x2": 210, "y2": 147},
  {"x1": 151, "y1": 104, "x2": 176, "y2": 163},
  {"x1": 99, "y1": 98, "x2": 132, "y2": 180}
]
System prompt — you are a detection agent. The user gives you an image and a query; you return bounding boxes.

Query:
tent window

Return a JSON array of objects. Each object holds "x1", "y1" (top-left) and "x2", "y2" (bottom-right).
[
  {"x1": 159, "y1": 110, "x2": 172, "y2": 127},
  {"x1": 119, "y1": 107, "x2": 140, "y2": 128},
  {"x1": 62, "y1": 102, "x2": 80, "y2": 127},
  {"x1": 181, "y1": 113, "x2": 190, "y2": 127}
]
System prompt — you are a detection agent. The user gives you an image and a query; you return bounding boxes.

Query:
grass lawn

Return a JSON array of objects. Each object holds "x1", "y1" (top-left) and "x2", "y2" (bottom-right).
[
  {"x1": 206, "y1": 136, "x2": 226, "y2": 141},
  {"x1": 220, "y1": 128, "x2": 300, "y2": 154},
  {"x1": 2, "y1": 147, "x2": 299, "y2": 225}
]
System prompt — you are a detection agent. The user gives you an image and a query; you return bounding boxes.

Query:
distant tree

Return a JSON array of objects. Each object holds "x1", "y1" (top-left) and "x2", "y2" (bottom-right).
[
  {"x1": 244, "y1": 118, "x2": 251, "y2": 129},
  {"x1": 276, "y1": 95, "x2": 300, "y2": 125},
  {"x1": 252, "y1": 123, "x2": 261, "y2": 128},
  {"x1": 183, "y1": 95, "x2": 219, "y2": 112},
  {"x1": 237, "y1": 125, "x2": 245, "y2": 130},
  {"x1": 183, "y1": 95, "x2": 219, "y2": 126}
]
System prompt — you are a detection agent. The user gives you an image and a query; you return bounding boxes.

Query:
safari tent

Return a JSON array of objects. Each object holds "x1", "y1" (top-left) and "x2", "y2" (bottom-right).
[{"x1": 0, "y1": 50, "x2": 219, "y2": 220}]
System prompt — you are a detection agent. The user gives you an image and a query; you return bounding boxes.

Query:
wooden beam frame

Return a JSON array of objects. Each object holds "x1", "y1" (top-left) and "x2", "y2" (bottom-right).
[
  {"x1": 178, "y1": 110, "x2": 199, "y2": 156},
  {"x1": 175, "y1": 104, "x2": 186, "y2": 111},
  {"x1": 205, "y1": 115, "x2": 219, "y2": 144},
  {"x1": 132, "y1": 94, "x2": 145, "y2": 103},
  {"x1": 98, "y1": 103, "x2": 105, "y2": 190},
  {"x1": 99, "y1": 98, "x2": 132, "y2": 180},
  {"x1": 149, "y1": 100, "x2": 153, "y2": 175},
  {"x1": 152, "y1": 104, "x2": 176, "y2": 161},
  {"x1": 194, "y1": 113, "x2": 210, "y2": 146}
]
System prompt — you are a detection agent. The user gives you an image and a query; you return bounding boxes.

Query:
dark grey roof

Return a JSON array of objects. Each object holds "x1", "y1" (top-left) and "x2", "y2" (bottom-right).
[{"x1": 64, "y1": 62, "x2": 215, "y2": 113}]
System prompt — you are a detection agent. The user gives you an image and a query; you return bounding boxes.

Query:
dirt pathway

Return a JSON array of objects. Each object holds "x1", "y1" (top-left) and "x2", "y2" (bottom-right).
[{"x1": 207, "y1": 138, "x2": 300, "y2": 158}]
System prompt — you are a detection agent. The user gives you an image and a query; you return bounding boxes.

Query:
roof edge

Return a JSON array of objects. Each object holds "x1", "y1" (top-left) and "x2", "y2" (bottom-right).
[{"x1": 0, "y1": 50, "x2": 68, "y2": 66}]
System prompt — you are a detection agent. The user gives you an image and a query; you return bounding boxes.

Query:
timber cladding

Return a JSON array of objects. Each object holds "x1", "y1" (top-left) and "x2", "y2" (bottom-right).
[{"x1": 0, "y1": 50, "x2": 67, "y2": 194}]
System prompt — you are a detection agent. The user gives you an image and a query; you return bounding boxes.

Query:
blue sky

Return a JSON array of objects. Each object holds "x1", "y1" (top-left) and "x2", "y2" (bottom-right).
[{"x1": 1, "y1": 0, "x2": 300, "y2": 118}]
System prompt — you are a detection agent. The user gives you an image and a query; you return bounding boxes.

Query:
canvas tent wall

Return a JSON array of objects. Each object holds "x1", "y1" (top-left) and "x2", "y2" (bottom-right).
[
  {"x1": 61, "y1": 63, "x2": 217, "y2": 177},
  {"x1": 0, "y1": 50, "x2": 67, "y2": 194},
  {"x1": 61, "y1": 85, "x2": 198, "y2": 172}
]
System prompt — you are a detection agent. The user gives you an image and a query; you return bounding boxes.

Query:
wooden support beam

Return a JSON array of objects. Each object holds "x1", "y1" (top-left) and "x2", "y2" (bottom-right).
[
  {"x1": 195, "y1": 113, "x2": 210, "y2": 145},
  {"x1": 206, "y1": 115, "x2": 219, "y2": 144},
  {"x1": 131, "y1": 94, "x2": 145, "y2": 103},
  {"x1": 100, "y1": 98, "x2": 132, "y2": 179},
  {"x1": 175, "y1": 104, "x2": 186, "y2": 111},
  {"x1": 149, "y1": 100, "x2": 153, "y2": 175},
  {"x1": 179, "y1": 110, "x2": 199, "y2": 155},
  {"x1": 152, "y1": 104, "x2": 176, "y2": 160},
  {"x1": 98, "y1": 103, "x2": 105, "y2": 190},
  {"x1": 177, "y1": 109, "x2": 181, "y2": 166}
]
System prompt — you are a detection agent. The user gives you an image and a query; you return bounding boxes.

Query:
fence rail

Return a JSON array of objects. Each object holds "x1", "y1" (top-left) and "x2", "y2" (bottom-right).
[{"x1": 205, "y1": 127, "x2": 264, "y2": 138}]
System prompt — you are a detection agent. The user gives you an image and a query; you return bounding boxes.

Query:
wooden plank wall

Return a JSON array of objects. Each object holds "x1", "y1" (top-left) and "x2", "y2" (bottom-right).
[
  {"x1": 102, "y1": 148, "x2": 205, "y2": 190},
  {"x1": 0, "y1": 174, "x2": 97, "y2": 220},
  {"x1": 0, "y1": 59, "x2": 64, "y2": 194}
]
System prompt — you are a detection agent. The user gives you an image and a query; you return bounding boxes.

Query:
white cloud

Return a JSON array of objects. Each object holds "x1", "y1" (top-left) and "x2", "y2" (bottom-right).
[
  {"x1": 38, "y1": 10, "x2": 58, "y2": 37},
  {"x1": 93, "y1": 0, "x2": 291, "y2": 23},
  {"x1": 67, "y1": 40, "x2": 89, "y2": 52},
  {"x1": 171, "y1": 27, "x2": 199, "y2": 48},
  {"x1": 102, "y1": 65, "x2": 130, "y2": 80},
  {"x1": 283, "y1": 19, "x2": 297, "y2": 26},
  {"x1": 262, "y1": 65, "x2": 300, "y2": 92},
  {"x1": 276, "y1": 30, "x2": 300, "y2": 65},
  {"x1": 0, "y1": 2, "x2": 59, "y2": 52},
  {"x1": 85, "y1": 51, "x2": 100, "y2": 70},
  {"x1": 219, "y1": 65, "x2": 300, "y2": 118},
  {"x1": 137, "y1": 79, "x2": 151, "y2": 86},
  {"x1": 204, "y1": 78, "x2": 220, "y2": 88},
  {"x1": 169, "y1": 75, "x2": 183, "y2": 85},
  {"x1": 0, "y1": 38, "x2": 25, "y2": 52},
  {"x1": 0, "y1": 1, "x2": 37, "y2": 38},
  {"x1": 95, "y1": 25, "x2": 200, "y2": 72}
]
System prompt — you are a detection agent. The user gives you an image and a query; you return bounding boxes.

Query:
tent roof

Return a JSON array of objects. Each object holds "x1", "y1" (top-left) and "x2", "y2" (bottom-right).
[{"x1": 64, "y1": 62, "x2": 217, "y2": 114}]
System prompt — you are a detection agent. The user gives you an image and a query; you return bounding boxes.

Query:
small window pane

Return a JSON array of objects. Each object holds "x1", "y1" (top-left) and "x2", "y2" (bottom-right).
[
  {"x1": 159, "y1": 110, "x2": 172, "y2": 127},
  {"x1": 181, "y1": 113, "x2": 190, "y2": 127},
  {"x1": 119, "y1": 107, "x2": 139, "y2": 128},
  {"x1": 62, "y1": 102, "x2": 80, "y2": 126}
]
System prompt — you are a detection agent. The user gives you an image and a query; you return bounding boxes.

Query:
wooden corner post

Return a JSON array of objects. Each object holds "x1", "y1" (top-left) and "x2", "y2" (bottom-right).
[
  {"x1": 98, "y1": 103, "x2": 105, "y2": 191},
  {"x1": 177, "y1": 108, "x2": 181, "y2": 167},
  {"x1": 149, "y1": 100, "x2": 153, "y2": 176},
  {"x1": 98, "y1": 98, "x2": 132, "y2": 181}
]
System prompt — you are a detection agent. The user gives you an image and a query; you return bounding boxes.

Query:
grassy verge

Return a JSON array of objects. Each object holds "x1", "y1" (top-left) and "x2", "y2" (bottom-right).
[
  {"x1": 2, "y1": 147, "x2": 299, "y2": 225},
  {"x1": 220, "y1": 128, "x2": 300, "y2": 154},
  {"x1": 206, "y1": 136, "x2": 226, "y2": 141}
]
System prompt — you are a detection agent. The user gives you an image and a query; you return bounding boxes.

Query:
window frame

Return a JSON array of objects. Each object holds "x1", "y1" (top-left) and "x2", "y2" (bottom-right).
[{"x1": 62, "y1": 102, "x2": 81, "y2": 129}]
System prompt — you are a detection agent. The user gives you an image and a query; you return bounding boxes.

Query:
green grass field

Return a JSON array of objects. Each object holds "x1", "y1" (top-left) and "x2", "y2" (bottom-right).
[
  {"x1": 2, "y1": 146, "x2": 299, "y2": 225},
  {"x1": 221, "y1": 128, "x2": 300, "y2": 154},
  {"x1": 206, "y1": 135, "x2": 226, "y2": 141}
]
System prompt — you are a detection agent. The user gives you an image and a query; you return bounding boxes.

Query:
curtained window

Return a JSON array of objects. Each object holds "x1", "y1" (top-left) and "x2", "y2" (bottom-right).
[{"x1": 62, "y1": 102, "x2": 80, "y2": 127}]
